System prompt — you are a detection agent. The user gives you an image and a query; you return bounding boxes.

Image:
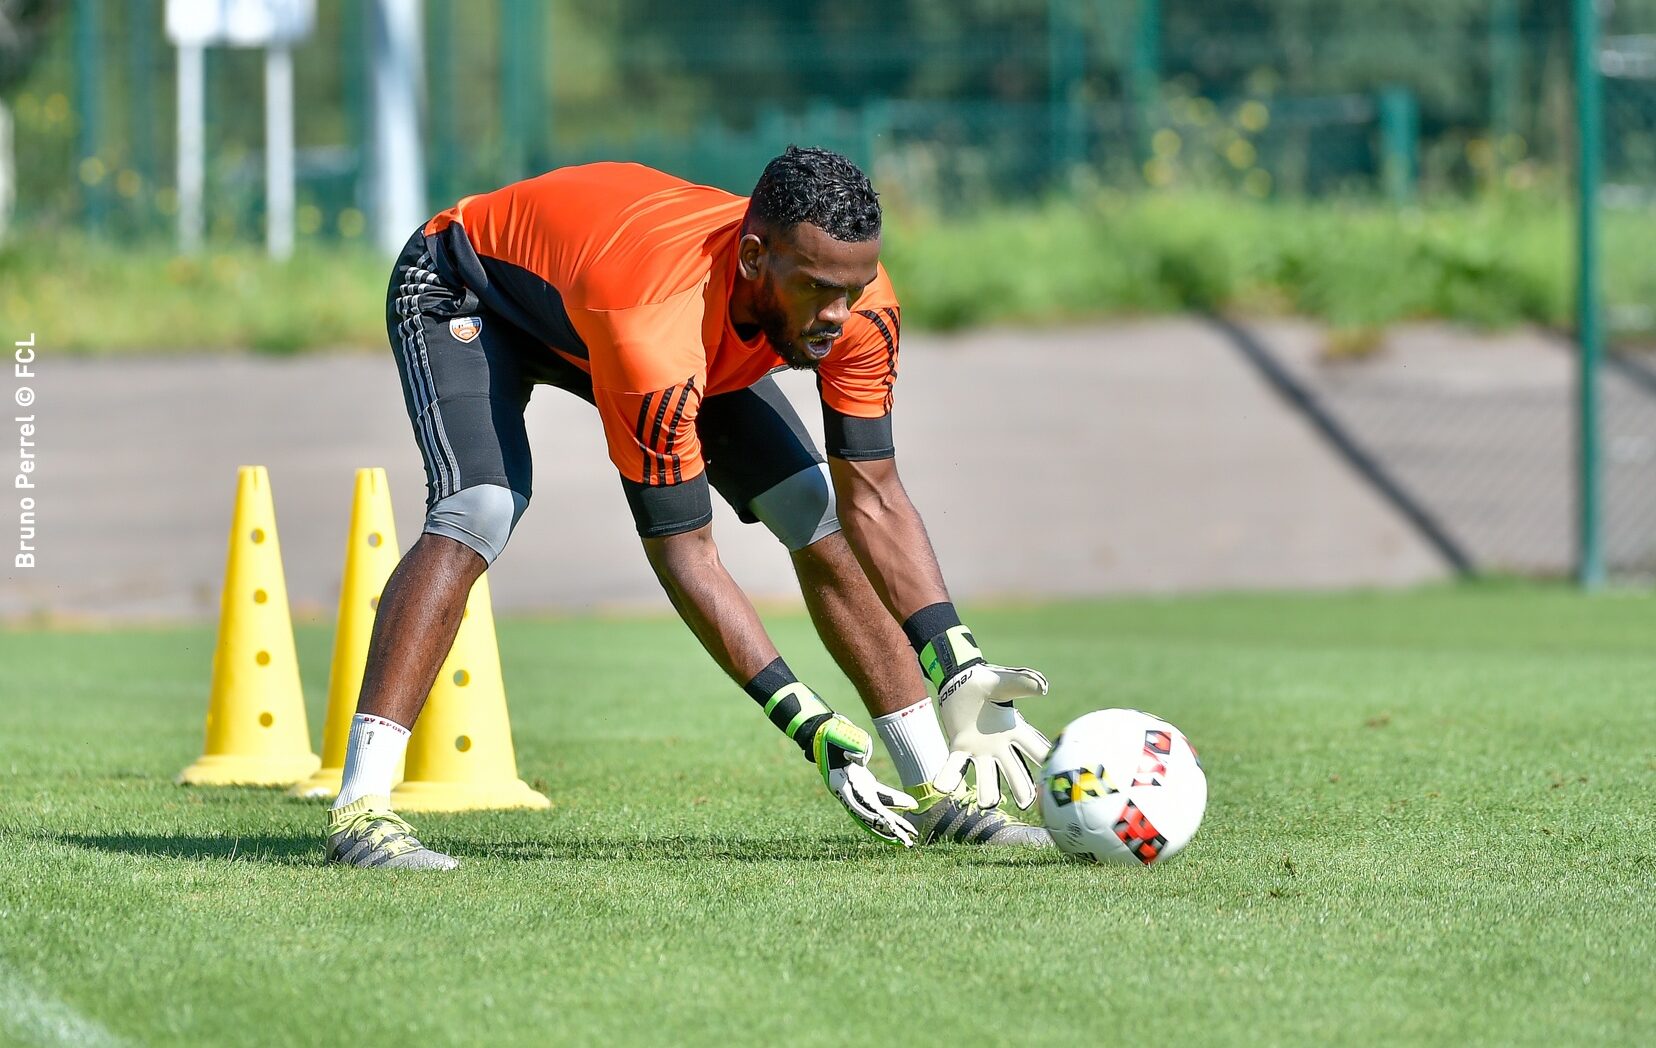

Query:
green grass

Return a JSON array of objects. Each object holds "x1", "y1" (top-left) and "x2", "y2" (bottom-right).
[
  {"x1": 1, "y1": 586, "x2": 1653, "y2": 1046},
  {"x1": 8, "y1": 188, "x2": 1653, "y2": 354}
]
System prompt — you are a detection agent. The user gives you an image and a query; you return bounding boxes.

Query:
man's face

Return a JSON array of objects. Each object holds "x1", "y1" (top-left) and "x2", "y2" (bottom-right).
[{"x1": 739, "y1": 223, "x2": 881, "y2": 370}]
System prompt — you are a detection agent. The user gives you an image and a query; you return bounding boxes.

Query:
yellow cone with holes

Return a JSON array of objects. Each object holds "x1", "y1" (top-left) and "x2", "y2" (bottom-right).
[
  {"x1": 290, "y1": 468, "x2": 403, "y2": 799},
  {"x1": 179, "y1": 466, "x2": 320, "y2": 786},
  {"x1": 391, "y1": 571, "x2": 549, "y2": 811}
]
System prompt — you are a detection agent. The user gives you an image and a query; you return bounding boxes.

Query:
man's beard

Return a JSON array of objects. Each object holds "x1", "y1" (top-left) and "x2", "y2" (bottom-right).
[{"x1": 756, "y1": 284, "x2": 819, "y2": 371}]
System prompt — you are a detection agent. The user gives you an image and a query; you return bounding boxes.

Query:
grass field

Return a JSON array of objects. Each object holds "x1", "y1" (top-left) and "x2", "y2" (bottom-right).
[{"x1": 1, "y1": 586, "x2": 1652, "y2": 1046}]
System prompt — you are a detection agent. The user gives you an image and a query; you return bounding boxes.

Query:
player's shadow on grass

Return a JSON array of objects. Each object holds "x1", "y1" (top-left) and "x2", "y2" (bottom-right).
[
  {"x1": 465, "y1": 833, "x2": 1062, "y2": 866},
  {"x1": 49, "y1": 830, "x2": 866, "y2": 866},
  {"x1": 53, "y1": 831, "x2": 1063, "y2": 867},
  {"x1": 465, "y1": 833, "x2": 883, "y2": 864},
  {"x1": 51, "y1": 832, "x2": 319, "y2": 865}
]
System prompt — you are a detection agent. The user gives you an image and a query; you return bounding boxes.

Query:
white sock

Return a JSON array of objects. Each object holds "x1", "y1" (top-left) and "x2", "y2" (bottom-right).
[
  {"x1": 874, "y1": 697, "x2": 950, "y2": 790},
  {"x1": 332, "y1": 714, "x2": 411, "y2": 809}
]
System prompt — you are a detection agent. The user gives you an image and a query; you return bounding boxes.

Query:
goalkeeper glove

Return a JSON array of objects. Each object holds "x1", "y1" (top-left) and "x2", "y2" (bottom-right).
[
  {"x1": 746, "y1": 660, "x2": 918, "y2": 846},
  {"x1": 907, "y1": 606, "x2": 1051, "y2": 811},
  {"x1": 812, "y1": 714, "x2": 919, "y2": 847}
]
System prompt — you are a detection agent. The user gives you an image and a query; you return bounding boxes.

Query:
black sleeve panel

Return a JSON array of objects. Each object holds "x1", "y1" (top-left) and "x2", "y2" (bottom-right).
[
  {"x1": 621, "y1": 472, "x2": 715, "y2": 538},
  {"x1": 822, "y1": 404, "x2": 895, "y2": 461}
]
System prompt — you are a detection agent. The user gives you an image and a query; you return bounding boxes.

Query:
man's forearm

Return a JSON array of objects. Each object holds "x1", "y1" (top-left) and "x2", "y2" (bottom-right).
[
  {"x1": 832, "y1": 458, "x2": 949, "y2": 621},
  {"x1": 642, "y1": 523, "x2": 843, "y2": 763},
  {"x1": 642, "y1": 524, "x2": 779, "y2": 685}
]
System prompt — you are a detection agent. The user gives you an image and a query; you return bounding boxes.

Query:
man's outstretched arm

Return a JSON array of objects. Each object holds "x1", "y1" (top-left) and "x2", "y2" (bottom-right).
[
  {"x1": 642, "y1": 522, "x2": 778, "y2": 684},
  {"x1": 829, "y1": 455, "x2": 1052, "y2": 810},
  {"x1": 824, "y1": 455, "x2": 948, "y2": 619},
  {"x1": 641, "y1": 522, "x2": 918, "y2": 845}
]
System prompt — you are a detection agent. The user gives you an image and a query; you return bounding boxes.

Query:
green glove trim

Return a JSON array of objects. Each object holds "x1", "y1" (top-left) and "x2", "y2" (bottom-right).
[
  {"x1": 918, "y1": 625, "x2": 984, "y2": 691},
  {"x1": 745, "y1": 659, "x2": 838, "y2": 760},
  {"x1": 812, "y1": 715, "x2": 872, "y2": 786},
  {"x1": 783, "y1": 696, "x2": 832, "y2": 738}
]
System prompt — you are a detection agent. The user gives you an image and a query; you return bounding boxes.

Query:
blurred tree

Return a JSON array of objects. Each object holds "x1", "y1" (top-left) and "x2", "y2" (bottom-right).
[{"x1": 0, "y1": 0, "x2": 62, "y2": 243}]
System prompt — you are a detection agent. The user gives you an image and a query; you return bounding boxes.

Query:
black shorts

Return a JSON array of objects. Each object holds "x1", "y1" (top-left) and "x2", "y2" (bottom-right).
[{"x1": 385, "y1": 230, "x2": 823, "y2": 534}]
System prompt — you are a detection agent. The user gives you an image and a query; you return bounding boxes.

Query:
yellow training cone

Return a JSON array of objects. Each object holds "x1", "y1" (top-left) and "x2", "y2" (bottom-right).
[
  {"x1": 179, "y1": 466, "x2": 320, "y2": 786},
  {"x1": 290, "y1": 468, "x2": 403, "y2": 799},
  {"x1": 392, "y1": 571, "x2": 549, "y2": 811}
]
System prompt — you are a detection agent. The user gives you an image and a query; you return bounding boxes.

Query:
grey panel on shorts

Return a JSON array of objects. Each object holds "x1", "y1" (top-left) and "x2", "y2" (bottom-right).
[
  {"x1": 698, "y1": 376, "x2": 826, "y2": 526},
  {"x1": 387, "y1": 226, "x2": 842, "y2": 546},
  {"x1": 424, "y1": 484, "x2": 528, "y2": 564},
  {"x1": 749, "y1": 463, "x2": 840, "y2": 551}
]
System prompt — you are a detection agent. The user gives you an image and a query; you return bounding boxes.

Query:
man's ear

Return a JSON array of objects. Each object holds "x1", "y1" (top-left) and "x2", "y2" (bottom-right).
[{"x1": 737, "y1": 232, "x2": 766, "y2": 281}]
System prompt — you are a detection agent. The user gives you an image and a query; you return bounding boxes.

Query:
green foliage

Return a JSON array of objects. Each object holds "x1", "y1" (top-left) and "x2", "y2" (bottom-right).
[
  {"x1": 3, "y1": 187, "x2": 1642, "y2": 353},
  {"x1": 1, "y1": 587, "x2": 1653, "y2": 1044},
  {"x1": 884, "y1": 188, "x2": 1592, "y2": 334},
  {"x1": 0, "y1": 235, "x2": 389, "y2": 353},
  {"x1": 0, "y1": 0, "x2": 62, "y2": 94}
]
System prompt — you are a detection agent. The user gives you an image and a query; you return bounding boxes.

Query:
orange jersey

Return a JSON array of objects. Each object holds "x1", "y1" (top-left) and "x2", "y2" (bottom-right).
[{"x1": 422, "y1": 163, "x2": 899, "y2": 488}]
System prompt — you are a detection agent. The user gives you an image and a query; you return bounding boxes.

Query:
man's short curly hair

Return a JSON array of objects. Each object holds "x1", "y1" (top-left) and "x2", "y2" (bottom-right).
[{"x1": 747, "y1": 146, "x2": 881, "y2": 243}]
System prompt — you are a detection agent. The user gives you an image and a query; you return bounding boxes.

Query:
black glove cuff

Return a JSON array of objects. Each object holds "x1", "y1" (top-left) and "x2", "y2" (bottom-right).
[
  {"x1": 901, "y1": 602, "x2": 962, "y2": 654},
  {"x1": 903, "y1": 603, "x2": 986, "y2": 691},
  {"x1": 743, "y1": 658, "x2": 797, "y2": 703},
  {"x1": 745, "y1": 658, "x2": 833, "y2": 760}
]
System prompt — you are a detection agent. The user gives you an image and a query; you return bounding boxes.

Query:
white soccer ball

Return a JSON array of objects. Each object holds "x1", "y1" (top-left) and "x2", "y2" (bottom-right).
[{"x1": 1040, "y1": 708, "x2": 1207, "y2": 866}]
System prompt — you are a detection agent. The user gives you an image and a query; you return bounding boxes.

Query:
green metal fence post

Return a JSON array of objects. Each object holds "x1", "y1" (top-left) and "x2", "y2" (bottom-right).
[
  {"x1": 428, "y1": 0, "x2": 456, "y2": 204},
  {"x1": 859, "y1": 99, "x2": 892, "y2": 175},
  {"x1": 74, "y1": 0, "x2": 104, "y2": 233},
  {"x1": 343, "y1": 0, "x2": 368, "y2": 223},
  {"x1": 127, "y1": 0, "x2": 158, "y2": 232},
  {"x1": 1572, "y1": 0, "x2": 1605, "y2": 588},
  {"x1": 1048, "y1": 0, "x2": 1084, "y2": 179},
  {"x1": 1490, "y1": 0, "x2": 1520, "y2": 159},
  {"x1": 497, "y1": 1, "x2": 517, "y2": 180},
  {"x1": 1378, "y1": 85, "x2": 1418, "y2": 206},
  {"x1": 499, "y1": 0, "x2": 545, "y2": 178},
  {"x1": 526, "y1": 0, "x2": 550, "y2": 169},
  {"x1": 1129, "y1": 0, "x2": 1160, "y2": 169}
]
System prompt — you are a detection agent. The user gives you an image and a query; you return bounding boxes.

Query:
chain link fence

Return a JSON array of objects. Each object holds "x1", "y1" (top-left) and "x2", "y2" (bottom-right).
[
  {"x1": 1596, "y1": 3, "x2": 1656, "y2": 578},
  {"x1": 2, "y1": 0, "x2": 1652, "y2": 583},
  {"x1": 0, "y1": 0, "x2": 1620, "y2": 239}
]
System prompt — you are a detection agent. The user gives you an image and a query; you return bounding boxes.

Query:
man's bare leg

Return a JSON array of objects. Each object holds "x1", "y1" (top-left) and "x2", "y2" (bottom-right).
[
  {"x1": 355, "y1": 532, "x2": 487, "y2": 727},
  {"x1": 789, "y1": 530, "x2": 926, "y2": 719},
  {"x1": 789, "y1": 531, "x2": 1046, "y2": 844},
  {"x1": 325, "y1": 533, "x2": 484, "y2": 870}
]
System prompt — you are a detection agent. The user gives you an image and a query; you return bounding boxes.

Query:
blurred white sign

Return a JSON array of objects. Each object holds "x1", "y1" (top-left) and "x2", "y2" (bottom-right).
[{"x1": 165, "y1": 0, "x2": 316, "y2": 47}]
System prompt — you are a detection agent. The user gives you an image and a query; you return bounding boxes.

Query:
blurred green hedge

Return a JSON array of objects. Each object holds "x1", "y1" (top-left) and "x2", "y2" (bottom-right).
[{"x1": 2, "y1": 188, "x2": 1640, "y2": 354}]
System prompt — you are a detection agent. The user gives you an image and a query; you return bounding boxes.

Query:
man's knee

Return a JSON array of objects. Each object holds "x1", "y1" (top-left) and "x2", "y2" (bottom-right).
[
  {"x1": 422, "y1": 483, "x2": 528, "y2": 565},
  {"x1": 751, "y1": 464, "x2": 840, "y2": 552}
]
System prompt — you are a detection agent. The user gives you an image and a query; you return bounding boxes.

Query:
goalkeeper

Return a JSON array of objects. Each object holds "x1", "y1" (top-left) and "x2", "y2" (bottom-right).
[{"x1": 326, "y1": 148, "x2": 1052, "y2": 869}]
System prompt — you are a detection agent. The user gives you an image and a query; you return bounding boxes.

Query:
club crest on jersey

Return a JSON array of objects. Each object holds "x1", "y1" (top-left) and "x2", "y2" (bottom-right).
[{"x1": 449, "y1": 316, "x2": 482, "y2": 343}]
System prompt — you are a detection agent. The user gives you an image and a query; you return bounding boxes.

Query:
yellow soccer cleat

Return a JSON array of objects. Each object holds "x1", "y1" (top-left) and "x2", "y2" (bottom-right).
[
  {"x1": 325, "y1": 795, "x2": 459, "y2": 870},
  {"x1": 901, "y1": 785, "x2": 1052, "y2": 847}
]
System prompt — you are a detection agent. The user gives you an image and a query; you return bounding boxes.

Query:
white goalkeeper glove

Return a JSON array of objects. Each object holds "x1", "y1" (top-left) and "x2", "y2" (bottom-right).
[
  {"x1": 932, "y1": 662, "x2": 1052, "y2": 810},
  {"x1": 915, "y1": 622, "x2": 1050, "y2": 810},
  {"x1": 812, "y1": 714, "x2": 919, "y2": 847}
]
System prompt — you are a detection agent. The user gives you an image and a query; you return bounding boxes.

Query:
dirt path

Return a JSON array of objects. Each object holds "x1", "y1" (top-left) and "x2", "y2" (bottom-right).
[{"x1": 6, "y1": 318, "x2": 1473, "y2": 623}]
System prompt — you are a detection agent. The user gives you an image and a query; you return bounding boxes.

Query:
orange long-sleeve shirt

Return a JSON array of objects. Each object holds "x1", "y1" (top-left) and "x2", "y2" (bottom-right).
[{"x1": 423, "y1": 162, "x2": 899, "y2": 490}]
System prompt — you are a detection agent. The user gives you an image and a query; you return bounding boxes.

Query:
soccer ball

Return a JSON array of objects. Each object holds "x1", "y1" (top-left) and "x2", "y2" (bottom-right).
[{"x1": 1040, "y1": 708, "x2": 1207, "y2": 866}]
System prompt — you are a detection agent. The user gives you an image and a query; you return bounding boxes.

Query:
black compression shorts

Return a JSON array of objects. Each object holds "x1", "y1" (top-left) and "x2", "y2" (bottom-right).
[{"x1": 385, "y1": 229, "x2": 824, "y2": 533}]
